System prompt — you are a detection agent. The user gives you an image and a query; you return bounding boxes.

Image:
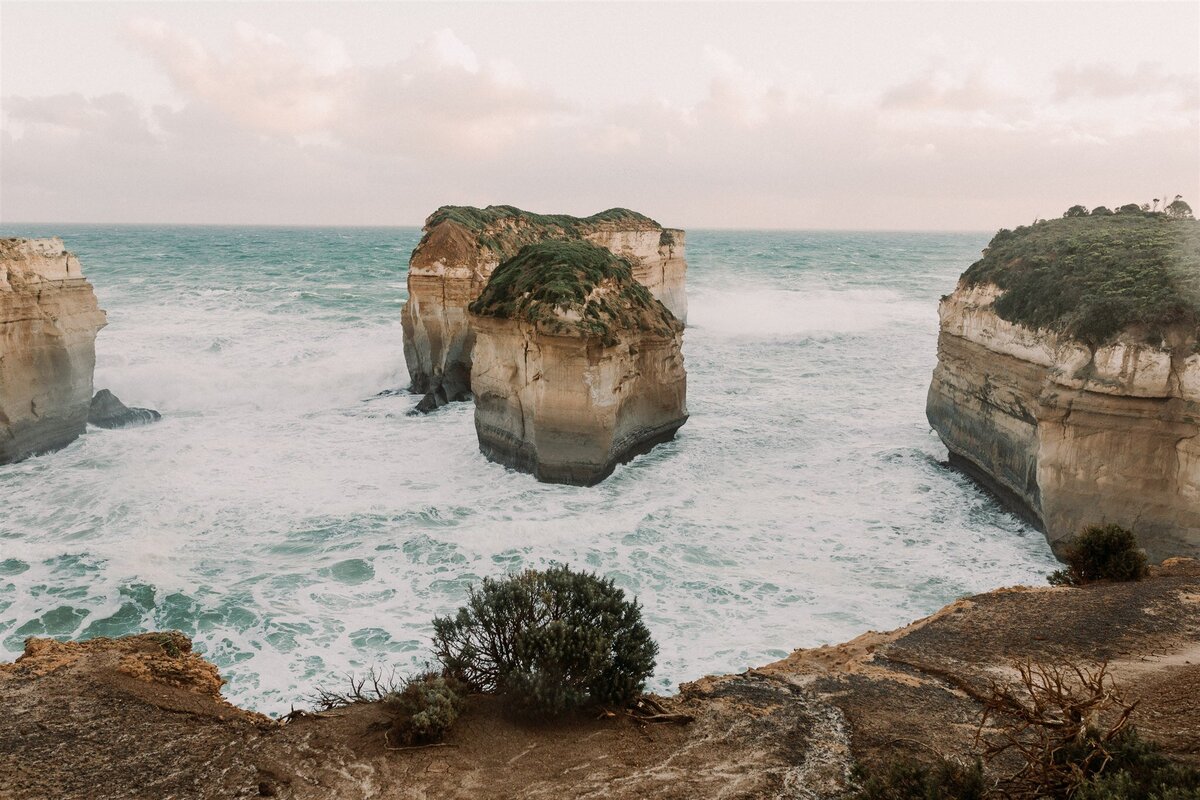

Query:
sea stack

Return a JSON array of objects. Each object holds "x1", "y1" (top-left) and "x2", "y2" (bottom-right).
[
  {"x1": 401, "y1": 205, "x2": 686, "y2": 412},
  {"x1": 0, "y1": 238, "x2": 107, "y2": 464},
  {"x1": 927, "y1": 209, "x2": 1200, "y2": 560},
  {"x1": 469, "y1": 240, "x2": 688, "y2": 485}
]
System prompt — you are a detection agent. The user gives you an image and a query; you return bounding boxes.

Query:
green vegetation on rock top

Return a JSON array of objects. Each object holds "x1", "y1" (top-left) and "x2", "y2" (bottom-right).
[
  {"x1": 961, "y1": 209, "x2": 1200, "y2": 346},
  {"x1": 468, "y1": 239, "x2": 679, "y2": 345},
  {"x1": 426, "y1": 205, "x2": 659, "y2": 232}
]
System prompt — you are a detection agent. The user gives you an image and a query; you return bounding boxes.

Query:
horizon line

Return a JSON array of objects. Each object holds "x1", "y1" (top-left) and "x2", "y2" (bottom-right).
[{"x1": 0, "y1": 220, "x2": 995, "y2": 235}]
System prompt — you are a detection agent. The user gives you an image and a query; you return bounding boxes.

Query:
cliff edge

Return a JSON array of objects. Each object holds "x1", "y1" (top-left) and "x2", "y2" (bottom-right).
[
  {"x1": 927, "y1": 212, "x2": 1200, "y2": 560},
  {"x1": 0, "y1": 238, "x2": 107, "y2": 464},
  {"x1": 3, "y1": 561, "x2": 1198, "y2": 799},
  {"x1": 400, "y1": 206, "x2": 686, "y2": 412},
  {"x1": 469, "y1": 240, "x2": 688, "y2": 485}
]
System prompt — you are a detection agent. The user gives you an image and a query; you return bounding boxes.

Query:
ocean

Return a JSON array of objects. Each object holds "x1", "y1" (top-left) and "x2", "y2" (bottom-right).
[{"x1": 0, "y1": 224, "x2": 1060, "y2": 715}]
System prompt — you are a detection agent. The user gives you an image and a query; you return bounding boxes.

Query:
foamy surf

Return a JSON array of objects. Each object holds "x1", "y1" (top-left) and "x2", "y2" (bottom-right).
[{"x1": 0, "y1": 225, "x2": 1059, "y2": 716}]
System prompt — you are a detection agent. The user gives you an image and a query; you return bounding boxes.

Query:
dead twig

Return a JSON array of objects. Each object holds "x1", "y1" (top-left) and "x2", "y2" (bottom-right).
[
  {"x1": 975, "y1": 660, "x2": 1137, "y2": 799},
  {"x1": 385, "y1": 741, "x2": 459, "y2": 752},
  {"x1": 638, "y1": 696, "x2": 669, "y2": 715},
  {"x1": 628, "y1": 711, "x2": 694, "y2": 725}
]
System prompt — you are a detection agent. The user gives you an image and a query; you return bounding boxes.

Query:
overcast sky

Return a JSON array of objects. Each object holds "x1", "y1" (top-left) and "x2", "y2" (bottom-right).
[{"x1": 1, "y1": 1, "x2": 1197, "y2": 230}]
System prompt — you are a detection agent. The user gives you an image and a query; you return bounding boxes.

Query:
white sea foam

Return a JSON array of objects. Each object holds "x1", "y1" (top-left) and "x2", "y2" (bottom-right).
[
  {"x1": 688, "y1": 286, "x2": 928, "y2": 338},
  {"x1": 0, "y1": 227, "x2": 1060, "y2": 716}
]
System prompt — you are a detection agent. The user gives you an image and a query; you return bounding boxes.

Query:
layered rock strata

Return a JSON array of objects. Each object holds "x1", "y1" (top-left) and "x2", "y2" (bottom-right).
[
  {"x1": 401, "y1": 206, "x2": 686, "y2": 412},
  {"x1": 4, "y1": 560, "x2": 1198, "y2": 799},
  {"x1": 927, "y1": 215, "x2": 1200, "y2": 560},
  {"x1": 0, "y1": 238, "x2": 107, "y2": 464},
  {"x1": 468, "y1": 240, "x2": 687, "y2": 485}
]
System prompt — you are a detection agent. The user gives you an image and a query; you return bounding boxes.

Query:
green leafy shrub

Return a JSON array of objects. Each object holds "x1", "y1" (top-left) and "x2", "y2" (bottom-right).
[
  {"x1": 1166, "y1": 198, "x2": 1195, "y2": 221},
  {"x1": 383, "y1": 672, "x2": 465, "y2": 746},
  {"x1": 1047, "y1": 525, "x2": 1150, "y2": 586},
  {"x1": 1072, "y1": 728, "x2": 1200, "y2": 800},
  {"x1": 857, "y1": 731, "x2": 1200, "y2": 800},
  {"x1": 962, "y1": 211, "x2": 1200, "y2": 345},
  {"x1": 851, "y1": 757, "x2": 988, "y2": 800},
  {"x1": 432, "y1": 565, "x2": 658, "y2": 716}
]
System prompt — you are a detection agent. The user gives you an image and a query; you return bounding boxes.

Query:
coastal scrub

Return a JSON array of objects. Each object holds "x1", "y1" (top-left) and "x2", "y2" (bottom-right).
[
  {"x1": 468, "y1": 240, "x2": 680, "y2": 345},
  {"x1": 962, "y1": 210, "x2": 1200, "y2": 345},
  {"x1": 432, "y1": 566, "x2": 658, "y2": 716}
]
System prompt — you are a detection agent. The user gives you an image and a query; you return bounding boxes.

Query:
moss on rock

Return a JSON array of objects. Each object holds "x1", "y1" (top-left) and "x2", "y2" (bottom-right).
[
  {"x1": 962, "y1": 211, "x2": 1200, "y2": 346},
  {"x1": 426, "y1": 205, "x2": 658, "y2": 233},
  {"x1": 468, "y1": 240, "x2": 680, "y2": 345},
  {"x1": 419, "y1": 205, "x2": 662, "y2": 262}
]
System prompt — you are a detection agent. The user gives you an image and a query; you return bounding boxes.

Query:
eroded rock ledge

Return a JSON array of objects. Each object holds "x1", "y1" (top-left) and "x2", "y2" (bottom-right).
[
  {"x1": 3, "y1": 561, "x2": 1198, "y2": 800},
  {"x1": 0, "y1": 238, "x2": 107, "y2": 464},
  {"x1": 927, "y1": 214, "x2": 1200, "y2": 560},
  {"x1": 400, "y1": 206, "x2": 686, "y2": 412},
  {"x1": 469, "y1": 240, "x2": 688, "y2": 485}
]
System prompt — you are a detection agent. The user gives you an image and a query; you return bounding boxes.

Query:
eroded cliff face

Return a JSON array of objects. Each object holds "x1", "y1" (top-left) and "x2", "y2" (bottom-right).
[
  {"x1": 928, "y1": 283, "x2": 1200, "y2": 560},
  {"x1": 0, "y1": 238, "x2": 107, "y2": 464},
  {"x1": 471, "y1": 316, "x2": 688, "y2": 485},
  {"x1": 400, "y1": 207, "x2": 686, "y2": 411}
]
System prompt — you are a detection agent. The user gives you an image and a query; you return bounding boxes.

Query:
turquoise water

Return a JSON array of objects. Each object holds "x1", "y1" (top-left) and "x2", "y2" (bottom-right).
[{"x1": 0, "y1": 224, "x2": 1060, "y2": 715}]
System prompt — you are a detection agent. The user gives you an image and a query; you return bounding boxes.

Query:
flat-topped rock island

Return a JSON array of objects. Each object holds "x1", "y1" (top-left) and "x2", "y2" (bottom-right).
[{"x1": 401, "y1": 205, "x2": 686, "y2": 413}]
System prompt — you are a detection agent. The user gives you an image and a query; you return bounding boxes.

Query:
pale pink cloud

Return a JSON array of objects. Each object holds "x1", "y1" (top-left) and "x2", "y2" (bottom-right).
[
  {"x1": 1054, "y1": 61, "x2": 1199, "y2": 108},
  {"x1": 2, "y1": 20, "x2": 1196, "y2": 229}
]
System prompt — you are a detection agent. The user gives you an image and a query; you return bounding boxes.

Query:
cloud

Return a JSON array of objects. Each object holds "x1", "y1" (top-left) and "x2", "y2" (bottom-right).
[
  {"x1": 1054, "y1": 62, "x2": 1199, "y2": 109},
  {"x1": 881, "y1": 69, "x2": 1017, "y2": 113},
  {"x1": 122, "y1": 20, "x2": 566, "y2": 156},
  {"x1": 2, "y1": 22, "x2": 1197, "y2": 229}
]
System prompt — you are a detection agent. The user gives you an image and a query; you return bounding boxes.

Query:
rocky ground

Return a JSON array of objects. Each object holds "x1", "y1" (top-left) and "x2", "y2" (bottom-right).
[{"x1": 2, "y1": 559, "x2": 1198, "y2": 800}]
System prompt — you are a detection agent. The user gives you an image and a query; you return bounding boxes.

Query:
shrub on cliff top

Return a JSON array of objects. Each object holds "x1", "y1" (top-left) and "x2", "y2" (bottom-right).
[
  {"x1": 1072, "y1": 727, "x2": 1200, "y2": 800},
  {"x1": 420, "y1": 206, "x2": 663, "y2": 262},
  {"x1": 468, "y1": 239, "x2": 680, "y2": 345},
  {"x1": 383, "y1": 672, "x2": 465, "y2": 747},
  {"x1": 961, "y1": 211, "x2": 1200, "y2": 345},
  {"x1": 1047, "y1": 524, "x2": 1149, "y2": 586},
  {"x1": 432, "y1": 565, "x2": 658, "y2": 717},
  {"x1": 426, "y1": 205, "x2": 658, "y2": 233},
  {"x1": 850, "y1": 757, "x2": 988, "y2": 800}
]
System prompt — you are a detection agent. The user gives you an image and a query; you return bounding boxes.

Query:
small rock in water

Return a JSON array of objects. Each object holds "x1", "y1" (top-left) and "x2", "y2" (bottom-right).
[{"x1": 88, "y1": 389, "x2": 162, "y2": 429}]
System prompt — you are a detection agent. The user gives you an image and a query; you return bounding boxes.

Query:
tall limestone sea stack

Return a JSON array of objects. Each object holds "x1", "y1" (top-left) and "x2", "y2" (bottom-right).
[
  {"x1": 927, "y1": 208, "x2": 1200, "y2": 560},
  {"x1": 469, "y1": 240, "x2": 687, "y2": 485},
  {"x1": 0, "y1": 238, "x2": 107, "y2": 464},
  {"x1": 401, "y1": 205, "x2": 686, "y2": 412}
]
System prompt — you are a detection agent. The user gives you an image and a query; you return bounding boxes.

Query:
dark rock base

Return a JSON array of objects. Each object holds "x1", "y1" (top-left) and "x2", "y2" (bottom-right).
[
  {"x1": 409, "y1": 368, "x2": 471, "y2": 415},
  {"x1": 476, "y1": 416, "x2": 688, "y2": 486},
  {"x1": 88, "y1": 389, "x2": 161, "y2": 429},
  {"x1": 0, "y1": 413, "x2": 88, "y2": 465}
]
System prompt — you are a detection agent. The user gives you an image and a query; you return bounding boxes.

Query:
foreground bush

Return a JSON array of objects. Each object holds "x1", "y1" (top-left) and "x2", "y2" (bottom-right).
[
  {"x1": 856, "y1": 662, "x2": 1199, "y2": 799},
  {"x1": 383, "y1": 672, "x2": 465, "y2": 746},
  {"x1": 432, "y1": 565, "x2": 657, "y2": 716},
  {"x1": 1048, "y1": 525, "x2": 1150, "y2": 586},
  {"x1": 851, "y1": 757, "x2": 987, "y2": 800},
  {"x1": 1072, "y1": 728, "x2": 1200, "y2": 800}
]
